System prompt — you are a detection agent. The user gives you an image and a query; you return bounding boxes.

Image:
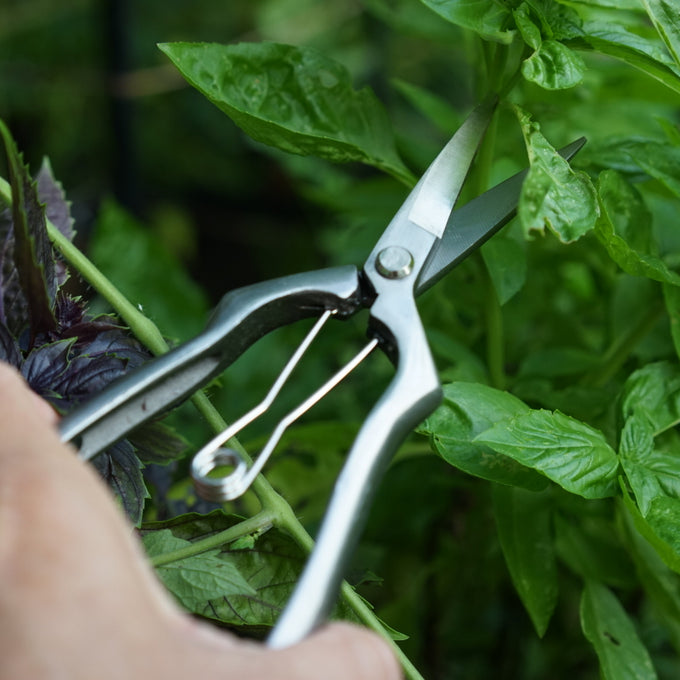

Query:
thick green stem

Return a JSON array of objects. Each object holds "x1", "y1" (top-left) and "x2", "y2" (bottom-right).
[{"x1": 47, "y1": 224, "x2": 169, "y2": 355}]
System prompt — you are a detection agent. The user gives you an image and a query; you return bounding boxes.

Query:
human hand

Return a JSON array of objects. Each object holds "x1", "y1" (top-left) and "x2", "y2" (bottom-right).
[{"x1": 0, "y1": 363, "x2": 402, "y2": 680}]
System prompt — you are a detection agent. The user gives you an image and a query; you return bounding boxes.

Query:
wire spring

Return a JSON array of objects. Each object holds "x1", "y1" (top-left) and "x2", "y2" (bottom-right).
[{"x1": 191, "y1": 310, "x2": 378, "y2": 502}]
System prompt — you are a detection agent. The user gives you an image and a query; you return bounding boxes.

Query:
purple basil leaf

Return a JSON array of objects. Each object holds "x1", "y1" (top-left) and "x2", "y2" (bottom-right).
[
  {"x1": 49, "y1": 327, "x2": 150, "y2": 409},
  {"x1": 0, "y1": 207, "x2": 28, "y2": 334},
  {"x1": 53, "y1": 297, "x2": 123, "y2": 345},
  {"x1": 0, "y1": 121, "x2": 57, "y2": 336},
  {"x1": 76, "y1": 327, "x2": 150, "y2": 367},
  {"x1": 36, "y1": 158, "x2": 74, "y2": 289},
  {"x1": 0, "y1": 323, "x2": 21, "y2": 367},
  {"x1": 53, "y1": 352, "x2": 130, "y2": 406},
  {"x1": 92, "y1": 439, "x2": 149, "y2": 525},
  {"x1": 129, "y1": 421, "x2": 188, "y2": 465},
  {"x1": 20, "y1": 339, "x2": 73, "y2": 400},
  {"x1": 53, "y1": 293, "x2": 88, "y2": 334},
  {"x1": 36, "y1": 158, "x2": 75, "y2": 242}
]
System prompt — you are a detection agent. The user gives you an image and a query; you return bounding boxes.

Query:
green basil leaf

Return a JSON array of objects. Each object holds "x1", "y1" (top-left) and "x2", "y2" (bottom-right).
[
  {"x1": 418, "y1": 0, "x2": 514, "y2": 43},
  {"x1": 475, "y1": 409, "x2": 620, "y2": 498},
  {"x1": 580, "y1": 580, "x2": 658, "y2": 680},
  {"x1": 143, "y1": 529, "x2": 256, "y2": 611},
  {"x1": 641, "y1": 0, "x2": 680, "y2": 68},
  {"x1": 619, "y1": 502, "x2": 680, "y2": 652},
  {"x1": 625, "y1": 141, "x2": 680, "y2": 198},
  {"x1": 597, "y1": 169, "x2": 652, "y2": 252},
  {"x1": 587, "y1": 137, "x2": 680, "y2": 198},
  {"x1": 646, "y1": 496, "x2": 680, "y2": 565},
  {"x1": 420, "y1": 382, "x2": 549, "y2": 491},
  {"x1": 621, "y1": 482, "x2": 680, "y2": 574},
  {"x1": 481, "y1": 232, "x2": 527, "y2": 305},
  {"x1": 515, "y1": 106, "x2": 599, "y2": 242},
  {"x1": 595, "y1": 170, "x2": 680, "y2": 286},
  {"x1": 522, "y1": 40, "x2": 586, "y2": 89},
  {"x1": 142, "y1": 511, "x2": 387, "y2": 633},
  {"x1": 513, "y1": 3, "x2": 542, "y2": 50},
  {"x1": 571, "y1": 24, "x2": 680, "y2": 95},
  {"x1": 568, "y1": 0, "x2": 643, "y2": 8},
  {"x1": 158, "y1": 42, "x2": 413, "y2": 184},
  {"x1": 522, "y1": 0, "x2": 583, "y2": 40},
  {"x1": 664, "y1": 283, "x2": 680, "y2": 360},
  {"x1": 620, "y1": 415, "x2": 661, "y2": 514},
  {"x1": 492, "y1": 485, "x2": 558, "y2": 636},
  {"x1": 621, "y1": 361, "x2": 680, "y2": 435},
  {"x1": 554, "y1": 514, "x2": 636, "y2": 588},
  {"x1": 619, "y1": 414, "x2": 680, "y2": 516}
]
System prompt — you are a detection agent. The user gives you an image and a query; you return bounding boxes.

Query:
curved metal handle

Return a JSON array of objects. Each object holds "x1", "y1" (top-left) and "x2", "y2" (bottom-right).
[
  {"x1": 59, "y1": 265, "x2": 361, "y2": 460},
  {"x1": 267, "y1": 290, "x2": 442, "y2": 648}
]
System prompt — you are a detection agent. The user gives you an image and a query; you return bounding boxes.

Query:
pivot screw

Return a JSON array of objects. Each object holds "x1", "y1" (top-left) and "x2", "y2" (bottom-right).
[{"x1": 376, "y1": 246, "x2": 414, "y2": 279}]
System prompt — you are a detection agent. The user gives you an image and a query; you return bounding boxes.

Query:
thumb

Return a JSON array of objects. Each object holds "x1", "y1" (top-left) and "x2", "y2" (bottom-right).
[{"x1": 273, "y1": 623, "x2": 403, "y2": 680}]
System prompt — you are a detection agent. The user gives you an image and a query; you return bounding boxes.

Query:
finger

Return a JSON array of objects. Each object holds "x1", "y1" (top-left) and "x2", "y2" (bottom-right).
[
  {"x1": 0, "y1": 362, "x2": 59, "y2": 456},
  {"x1": 272, "y1": 623, "x2": 403, "y2": 680},
  {"x1": 0, "y1": 360, "x2": 176, "y2": 615},
  {"x1": 0, "y1": 363, "x2": 191, "y2": 671}
]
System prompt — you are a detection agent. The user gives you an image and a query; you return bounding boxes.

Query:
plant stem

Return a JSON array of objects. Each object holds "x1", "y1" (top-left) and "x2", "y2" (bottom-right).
[
  {"x1": 483, "y1": 261, "x2": 506, "y2": 390},
  {"x1": 47, "y1": 223, "x2": 169, "y2": 355},
  {"x1": 465, "y1": 109, "x2": 507, "y2": 391},
  {"x1": 150, "y1": 509, "x2": 275, "y2": 567},
  {"x1": 338, "y1": 581, "x2": 424, "y2": 680}
]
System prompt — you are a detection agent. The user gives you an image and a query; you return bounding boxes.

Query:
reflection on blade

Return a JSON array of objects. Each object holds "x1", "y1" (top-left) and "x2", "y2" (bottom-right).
[
  {"x1": 408, "y1": 96, "x2": 497, "y2": 238},
  {"x1": 416, "y1": 137, "x2": 586, "y2": 296}
]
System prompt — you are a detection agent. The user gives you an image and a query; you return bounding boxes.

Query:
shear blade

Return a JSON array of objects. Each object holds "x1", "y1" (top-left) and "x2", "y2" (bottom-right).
[
  {"x1": 416, "y1": 136, "x2": 587, "y2": 295},
  {"x1": 407, "y1": 96, "x2": 497, "y2": 238}
]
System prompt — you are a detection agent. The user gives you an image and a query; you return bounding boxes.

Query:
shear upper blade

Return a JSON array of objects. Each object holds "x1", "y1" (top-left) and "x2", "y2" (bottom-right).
[{"x1": 407, "y1": 95, "x2": 497, "y2": 238}]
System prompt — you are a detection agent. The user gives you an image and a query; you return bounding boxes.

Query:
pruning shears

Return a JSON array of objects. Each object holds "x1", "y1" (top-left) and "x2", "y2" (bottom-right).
[{"x1": 59, "y1": 97, "x2": 584, "y2": 648}]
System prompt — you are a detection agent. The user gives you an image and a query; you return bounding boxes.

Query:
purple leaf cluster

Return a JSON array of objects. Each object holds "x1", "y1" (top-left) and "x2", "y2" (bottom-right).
[{"x1": 0, "y1": 124, "x2": 185, "y2": 524}]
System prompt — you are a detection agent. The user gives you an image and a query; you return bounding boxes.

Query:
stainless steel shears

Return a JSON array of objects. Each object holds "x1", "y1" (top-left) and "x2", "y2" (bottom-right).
[{"x1": 59, "y1": 97, "x2": 584, "y2": 648}]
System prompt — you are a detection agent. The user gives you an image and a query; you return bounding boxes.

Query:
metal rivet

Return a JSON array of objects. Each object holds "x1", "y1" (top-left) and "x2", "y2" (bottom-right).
[{"x1": 376, "y1": 246, "x2": 414, "y2": 279}]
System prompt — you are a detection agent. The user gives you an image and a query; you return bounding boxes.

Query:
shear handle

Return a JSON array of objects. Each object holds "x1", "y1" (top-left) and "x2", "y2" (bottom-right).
[
  {"x1": 268, "y1": 267, "x2": 442, "y2": 647},
  {"x1": 59, "y1": 265, "x2": 362, "y2": 460}
]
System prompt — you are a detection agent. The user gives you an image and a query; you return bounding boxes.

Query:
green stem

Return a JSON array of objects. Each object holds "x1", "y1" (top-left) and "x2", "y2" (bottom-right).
[
  {"x1": 46, "y1": 223, "x2": 274, "y2": 500},
  {"x1": 47, "y1": 224, "x2": 169, "y2": 356},
  {"x1": 339, "y1": 581, "x2": 424, "y2": 680},
  {"x1": 483, "y1": 263, "x2": 506, "y2": 390},
  {"x1": 465, "y1": 109, "x2": 506, "y2": 391},
  {"x1": 475, "y1": 108, "x2": 498, "y2": 195},
  {"x1": 150, "y1": 510, "x2": 275, "y2": 567},
  {"x1": 583, "y1": 302, "x2": 664, "y2": 388}
]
